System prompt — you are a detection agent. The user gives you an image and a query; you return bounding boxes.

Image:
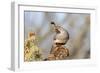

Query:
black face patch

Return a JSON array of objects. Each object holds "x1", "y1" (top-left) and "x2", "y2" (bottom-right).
[{"x1": 55, "y1": 29, "x2": 60, "y2": 33}]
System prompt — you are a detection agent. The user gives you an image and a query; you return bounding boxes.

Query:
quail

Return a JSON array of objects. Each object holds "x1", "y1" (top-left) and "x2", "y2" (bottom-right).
[
  {"x1": 44, "y1": 22, "x2": 70, "y2": 61},
  {"x1": 51, "y1": 21, "x2": 69, "y2": 46},
  {"x1": 50, "y1": 22, "x2": 69, "y2": 57}
]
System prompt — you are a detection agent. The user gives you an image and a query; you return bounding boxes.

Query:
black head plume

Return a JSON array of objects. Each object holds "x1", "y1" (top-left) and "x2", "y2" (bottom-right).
[{"x1": 51, "y1": 21, "x2": 55, "y2": 25}]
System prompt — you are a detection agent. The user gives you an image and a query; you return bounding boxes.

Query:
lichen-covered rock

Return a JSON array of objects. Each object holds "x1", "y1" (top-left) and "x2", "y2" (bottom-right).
[{"x1": 45, "y1": 46, "x2": 69, "y2": 60}]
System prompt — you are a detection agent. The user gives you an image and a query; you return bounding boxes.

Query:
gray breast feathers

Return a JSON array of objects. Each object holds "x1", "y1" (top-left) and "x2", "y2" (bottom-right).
[{"x1": 54, "y1": 26, "x2": 69, "y2": 45}]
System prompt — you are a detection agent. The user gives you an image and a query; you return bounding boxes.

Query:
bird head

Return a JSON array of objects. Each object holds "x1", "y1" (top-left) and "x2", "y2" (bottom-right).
[{"x1": 51, "y1": 21, "x2": 60, "y2": 33}]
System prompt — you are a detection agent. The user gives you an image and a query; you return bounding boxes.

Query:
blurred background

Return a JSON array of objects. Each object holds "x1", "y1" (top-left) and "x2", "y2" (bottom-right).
[{"x1": 24, "y1": 11, "x2": 90, "y2": 60}]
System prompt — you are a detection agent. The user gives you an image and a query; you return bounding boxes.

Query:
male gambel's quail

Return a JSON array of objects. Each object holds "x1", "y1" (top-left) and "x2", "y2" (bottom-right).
[
  {"x1": 51, "y1": 22, "x2": 69, "y2": 46},
  {"x1": 44, "y1": 22, "x2": 69, "y2": 61}
]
